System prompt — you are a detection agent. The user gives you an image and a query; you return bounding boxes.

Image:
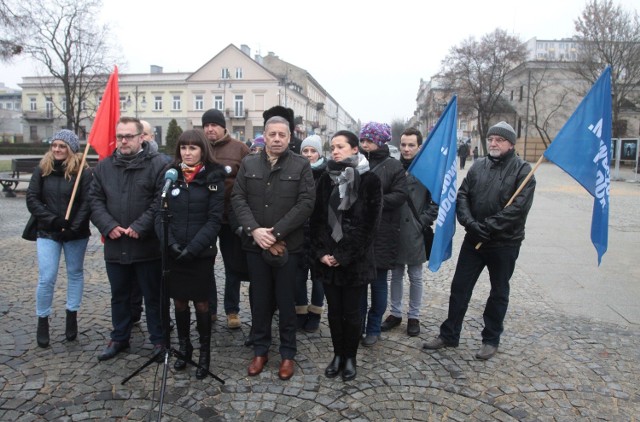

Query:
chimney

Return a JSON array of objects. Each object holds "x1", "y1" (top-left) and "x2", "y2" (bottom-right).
[
  {"x1": 241, "y1": 44, "x2": 251, "y2": 56},
  {"x1": 150, "y1": 65, "x2": 163, "y2": 74},
  {"x1": 254, "y1": 55, "x2": 263, "y2": 65}
]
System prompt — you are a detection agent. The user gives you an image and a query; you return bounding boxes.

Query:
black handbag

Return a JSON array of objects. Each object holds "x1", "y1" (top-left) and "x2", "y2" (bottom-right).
[
  {"x1": 407, "y1": 196, "x2": 434, "y2": 260},
  {"x1": 22, "y1": 215, "x2": 38, "y2": 241}
]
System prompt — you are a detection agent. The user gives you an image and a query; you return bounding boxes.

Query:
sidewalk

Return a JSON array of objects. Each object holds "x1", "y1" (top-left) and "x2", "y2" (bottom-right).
[{"x1": 0, "y1": 162, "x2": 638, "y2": 421}]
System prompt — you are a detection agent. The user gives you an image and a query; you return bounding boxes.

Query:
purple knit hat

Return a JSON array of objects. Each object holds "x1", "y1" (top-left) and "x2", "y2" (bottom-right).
[{"x1": 359, "y1": 122, "x2": 391, "y2": 147}]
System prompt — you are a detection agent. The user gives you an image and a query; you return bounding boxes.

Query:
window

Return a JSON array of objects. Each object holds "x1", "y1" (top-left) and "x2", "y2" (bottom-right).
[
  {"x1": 30, "y1": 98, "x2": 37, "y2": 111},
  {"x1": 234, "y1": 95, "x2": 244, "y2": 117},
  {"x1": 519, "y1": 86, "x2": 524, "y2": 102},
  {"x1": 61, "y1": 98, "x2": 66, "y2": 112},
  {"x1": 45, "y1": 97, "x2": 53, "y2": 118},
  {"x1": 221, "y1": 68, "x2": 230, "y2": 79},
  {"x1": 214, "y1": 95, "x2": 223, "y2": 110},
  {"x1": 154, "y1": 95, "x2": 163, "y2": 111},
  {"x1": 194, "y1": 94, "x2": 204, "y2": 110},
  {"x1": 235, "y1": 67, "x2": 243, "y2": 79},
  {"x1": 172, "y1": 95, "x2": 181, "y2": 110}
]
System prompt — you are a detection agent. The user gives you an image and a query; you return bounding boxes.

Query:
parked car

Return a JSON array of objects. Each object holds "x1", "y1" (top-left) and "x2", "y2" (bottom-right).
[{"x1": 388, "y1": 145, "x2": 400, "y2": 160}]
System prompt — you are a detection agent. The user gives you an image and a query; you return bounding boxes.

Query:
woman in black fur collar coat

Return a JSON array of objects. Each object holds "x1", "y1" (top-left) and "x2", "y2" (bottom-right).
[{"x1": 310, "y1": 130, "x2": 382, "y2": 381}]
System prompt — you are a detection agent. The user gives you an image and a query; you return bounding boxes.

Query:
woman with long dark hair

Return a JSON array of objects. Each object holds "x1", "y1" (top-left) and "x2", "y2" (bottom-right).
[
  {"x1": 26, "y1": 130, "x2": 92, "y2": 348},
  {"x1": 310, "y1": 130, "x2": 382, "y2": 381},
  {"x1": 156, "y1": 129, "x2": 225, "y2": 379}
]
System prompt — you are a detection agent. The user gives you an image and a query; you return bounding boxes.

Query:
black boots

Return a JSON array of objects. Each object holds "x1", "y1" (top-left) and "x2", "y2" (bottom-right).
[
  {"x1": 37, "y1": 317, "x2": 49, "y2": 348},
  {"x1": 173, "y1": 309, "x2": 193, "y2": 371},
  {"x1": 342, "y1": 357, "x2": 357, "y2": 381},
  {"x1": 65, "y1": 310, "x2": 77, "y2": 341},
  {"x1": 195, "y1": 311, "x2": 211, "y2": 380},
  {"x1": 324, "y1": 355, "x2": 343, "y2": 378}
]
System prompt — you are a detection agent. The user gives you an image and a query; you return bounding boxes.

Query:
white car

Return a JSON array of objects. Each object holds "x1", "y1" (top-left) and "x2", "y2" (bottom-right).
[{"x1": 388, "y1": 145, "x2": 400, "y2": 160}]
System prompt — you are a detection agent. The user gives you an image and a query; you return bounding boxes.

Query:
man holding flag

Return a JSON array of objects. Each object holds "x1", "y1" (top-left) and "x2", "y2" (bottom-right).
[{"x1": 423, "y1": 121, "x2": 536, "y2": 360}]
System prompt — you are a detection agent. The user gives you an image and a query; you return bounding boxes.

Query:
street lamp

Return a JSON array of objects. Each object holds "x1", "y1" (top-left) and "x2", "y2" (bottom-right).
[{"x1": 126, "y1": 86, "x2": 147, "y2": 118}]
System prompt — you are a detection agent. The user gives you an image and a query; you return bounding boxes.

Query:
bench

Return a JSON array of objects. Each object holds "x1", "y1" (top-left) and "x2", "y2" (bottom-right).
[{"x1": 1, "y1": 157, "x2": 99, "y2": 197}]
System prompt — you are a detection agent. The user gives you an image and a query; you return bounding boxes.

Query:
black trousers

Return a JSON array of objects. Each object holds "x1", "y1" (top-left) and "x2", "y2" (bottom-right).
[
  {"x1": 439, "y1": 238, "x2": 520, "y2": 346},
  {"x1": 247, "y1": 252, "x2": 299, "y2": 360},
  {"x1": 324, "y1": 283, "x2": 366, "y2": 358}
]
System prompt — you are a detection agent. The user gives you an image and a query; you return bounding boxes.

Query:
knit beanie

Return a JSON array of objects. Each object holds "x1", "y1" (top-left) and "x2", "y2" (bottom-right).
[
  {"x1": 263, "y1": 106, "x2": 295, "y2": 133},
  {"x1": 201, "y1": 109, "x2": 226, "y2": 129},
  {"x1": 359, "y1": 122, "x2": 391, "y2": 147},
  {"x1": 52, "y1": 129, "x2": 79, "y2": 153},
  {"x1": 487, "y1": 121, "x2": 516, "y2": 144},
  {"x1": 300, "y1": 135, "x2": 322, "y2": 154}
]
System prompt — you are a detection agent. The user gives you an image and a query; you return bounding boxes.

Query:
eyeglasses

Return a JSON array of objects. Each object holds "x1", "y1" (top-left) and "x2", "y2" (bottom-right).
[
  {"x1": 486, "y1": 136, "x2": 508, "y2": 144},
  {"x1": 116, "y1": 133, "x2": 141, "y2": 141}
]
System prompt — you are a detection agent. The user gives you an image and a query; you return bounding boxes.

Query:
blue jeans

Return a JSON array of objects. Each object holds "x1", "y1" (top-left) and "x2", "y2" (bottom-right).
[
  {"x1": 36, "y1": 237, "x2": 89, "y2": 317},
  {"x1": 390, "y1": 264, "x2": 424, "y2": 320},
  {"x1": 105, "y1": 260, "x2": 163, "y2": 345},
  {"x1": 440, "y1": 239, "x2": 520, "y2": 347},
  {"x1": 360, "y1": 269, "x2": 389, "y2": 336},
  {"x1": 294, "y1": 266, "x2": 325, "y2": 309}
]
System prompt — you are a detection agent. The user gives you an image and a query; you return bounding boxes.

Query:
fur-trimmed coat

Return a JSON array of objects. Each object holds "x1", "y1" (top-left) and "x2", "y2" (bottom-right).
[{"x1": 310, "y1": 171, "x2": 382, "y2": 287}]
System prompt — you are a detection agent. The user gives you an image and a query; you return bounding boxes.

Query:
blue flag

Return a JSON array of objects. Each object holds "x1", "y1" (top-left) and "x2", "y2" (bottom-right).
[
  {"x1": 408, "y1": 96, "x2": 458, "y2": 271},
  {"x1": 543, "y1": 67, "x2": 611, "y2": 265}
]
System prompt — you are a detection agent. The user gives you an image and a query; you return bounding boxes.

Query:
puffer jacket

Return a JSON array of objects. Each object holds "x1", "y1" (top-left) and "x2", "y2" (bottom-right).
[
  {"x1": 90, "y1": 145, "x2": 167, "y2": 263},
  {"x1": 155, "y1": 163, "x2": 226, "y2": 258},
  {"x1": 310, "y1": 170, "x2": 382, "y2": 286},
  {"x1": 26, "y1": 162, "x2": 92, "y2": 242},
  {"x1": 360, "y1": 146, "x2": 407, "y2": 270},
  {"x1": 231, "y1": 148, "x2": 316, "y2": 254},
  {"x1": 457, "y1": 149, "x2": 536, "y2": 247},
  {"x1": 210, "y1": 134, "x2": 250, "y2": 224}
]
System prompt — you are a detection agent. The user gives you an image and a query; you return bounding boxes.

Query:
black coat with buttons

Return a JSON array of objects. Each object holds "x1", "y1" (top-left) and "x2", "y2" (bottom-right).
[{"x1": 231, "y1": 149, "x2": 316, "y2": 254}]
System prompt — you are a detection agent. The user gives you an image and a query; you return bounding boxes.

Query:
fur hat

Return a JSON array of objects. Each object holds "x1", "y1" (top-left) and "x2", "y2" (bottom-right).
[
  {"x1": 487, "y1": 121, "x2": 516, "y2": 144},
  {"x1": 359, "y1": 122, "x2": 391, "y2": 147},
  {"x1": 263, "y1": 106, "x2": 295, "y2": 134},
  {"x1": 300, "y1": 135, "x2": 322, "y2": 154},
  {"x1": 52, "y1": 129, "x2": 79, "y2": 153},
  {"x1": 201, "y1": 109, "x2": 226, "y2": 129}
]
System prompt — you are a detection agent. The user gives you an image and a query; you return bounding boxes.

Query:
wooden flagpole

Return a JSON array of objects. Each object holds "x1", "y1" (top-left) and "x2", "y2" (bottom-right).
[
  {"x1": 475, "y1": 154, "x2": 545, "y2": 249},
  {"x1": 64, "y1": 141, "x2": 91, "y2": 221}
]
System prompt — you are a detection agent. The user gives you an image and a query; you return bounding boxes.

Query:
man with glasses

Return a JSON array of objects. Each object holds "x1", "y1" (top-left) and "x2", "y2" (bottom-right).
[
  {"x1": 422, "y1": 121, "x2": 536, "y2": 360},
  {"x1": 90, "y1": 117, "x2": 167, "y2": 362}
]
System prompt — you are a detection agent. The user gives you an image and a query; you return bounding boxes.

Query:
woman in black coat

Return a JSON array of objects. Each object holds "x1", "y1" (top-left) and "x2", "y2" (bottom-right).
[
  {"x1": 156, "y1": 129, "x2": 225, "y2": 379},
  {"x1": 26, "y1": 130, "x2": 92, "y2": 349},
  {"x1": 310, "y1": 130, "x2": 382, "y2": 381}
]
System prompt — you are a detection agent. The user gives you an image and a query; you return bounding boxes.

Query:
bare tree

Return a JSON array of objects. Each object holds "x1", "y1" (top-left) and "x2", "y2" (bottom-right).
[
  {"x1": 527, "y1": 67, "x2": 572, "y2": 148},
  {"x1": 17, "y1": 0, "x2": 119, "y2": 132},
  {"x1": 440, "y1": 29, "x2": 526, "y2": 153},
  {"x1": 0, "y1": 0, "x2": 26, "y2": 60},
  {"x1": 573, "y1": 0, "x2": 640, "y2": 137}
]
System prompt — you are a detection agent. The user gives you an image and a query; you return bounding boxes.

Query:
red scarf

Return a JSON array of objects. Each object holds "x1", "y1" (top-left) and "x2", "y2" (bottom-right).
[{"x1": 180, "y1": 162, "x2": 203, "y2": 185}]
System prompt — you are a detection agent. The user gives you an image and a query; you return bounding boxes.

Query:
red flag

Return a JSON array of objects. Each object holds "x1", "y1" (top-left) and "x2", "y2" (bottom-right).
[{"x1": 89, "y1": 66, "x2": 120, "y2": 160}]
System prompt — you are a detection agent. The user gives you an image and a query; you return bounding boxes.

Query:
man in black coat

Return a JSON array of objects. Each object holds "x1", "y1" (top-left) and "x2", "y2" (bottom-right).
[
  {"x1": 423, "y1": 121, "x2": 536, "y2": 360},
  {"x1": 232, "y1": 115, "x2": 315, "y2": 381},
  {"x1": 90, "y1": 117, "x2": 167, "y2": 362}
]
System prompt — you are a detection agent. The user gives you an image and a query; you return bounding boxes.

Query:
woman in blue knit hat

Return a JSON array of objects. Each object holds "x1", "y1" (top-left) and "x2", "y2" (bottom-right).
[{"x1": 26, "y1": 129, "x2": 93, "y2": 348}]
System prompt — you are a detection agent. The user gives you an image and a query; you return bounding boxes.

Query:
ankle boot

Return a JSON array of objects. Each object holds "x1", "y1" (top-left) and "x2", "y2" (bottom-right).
[
  {"x1": 65, "y1": 310, "x2": 77, "y2": 341},
  {"x1": 304, "y1": 306, "x2": 322, "y2": 333},
  {"x1": 195, "y1": 311, "x2": 211, "y2": 380},
  {"x1": 173, "y1": 309, "x2": 192, "y2": 370},
  {"x1": 37, "y1": 317, "x2": 50, "y2": 348},
  {"x1": 342, "y1": 357, "x2": 357, "y2": 381}
]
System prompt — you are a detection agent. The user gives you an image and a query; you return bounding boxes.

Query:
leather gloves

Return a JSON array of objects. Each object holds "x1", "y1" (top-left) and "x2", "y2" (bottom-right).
[
  {"x1": 468, "y1": 221, "x2": 491, "y2": 243},
  {"x1": 169, "y1": 243, "x2": 183, "y2": 260},
  {"x1": 176, "y1": 248, "x2": 194, "y2": 262},
  {"x1": 53, "y1": 217, "x2": 70, "y2": 231}
]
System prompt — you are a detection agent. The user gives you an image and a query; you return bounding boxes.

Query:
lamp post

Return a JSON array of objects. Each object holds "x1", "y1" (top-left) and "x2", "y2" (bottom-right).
[{"x1": 126, "y1": 86, "x2": 147, "y2": 119}]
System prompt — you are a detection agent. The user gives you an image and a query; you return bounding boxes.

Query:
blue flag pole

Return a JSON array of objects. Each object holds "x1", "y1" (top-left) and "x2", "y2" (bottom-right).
[
  {"x1": 408, "y1": 96, "x2": 458, "y2": 272},
  {"x1": 543, "y1": 66, "x2": 612, "y2": 265}
]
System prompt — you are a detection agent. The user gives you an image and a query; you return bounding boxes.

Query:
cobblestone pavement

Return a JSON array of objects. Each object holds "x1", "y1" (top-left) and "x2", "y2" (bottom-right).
[{"x1": 0, "y1": 164, "x2": 638, "y2": 421}]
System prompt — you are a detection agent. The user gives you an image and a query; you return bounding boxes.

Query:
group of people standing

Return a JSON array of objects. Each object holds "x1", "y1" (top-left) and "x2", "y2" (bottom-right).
[{"x1": 26, "y1": 110, "x2": 535, "y2": 382}]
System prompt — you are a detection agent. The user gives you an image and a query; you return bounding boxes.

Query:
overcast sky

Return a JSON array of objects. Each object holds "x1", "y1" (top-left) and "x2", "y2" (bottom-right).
[{"x1": 2, "y1": 0, "x2": 637, "y2": 124}]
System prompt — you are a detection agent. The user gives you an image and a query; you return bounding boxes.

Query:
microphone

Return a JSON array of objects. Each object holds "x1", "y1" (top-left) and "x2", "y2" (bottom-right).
[{"x1": 161, "y1": 168, "x2": 178, "y2": 198}]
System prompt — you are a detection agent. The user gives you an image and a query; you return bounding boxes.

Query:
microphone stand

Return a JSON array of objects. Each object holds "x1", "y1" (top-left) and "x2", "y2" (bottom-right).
[{"x1": 121, "y1": 190, "x2": 224, "y2": 421}]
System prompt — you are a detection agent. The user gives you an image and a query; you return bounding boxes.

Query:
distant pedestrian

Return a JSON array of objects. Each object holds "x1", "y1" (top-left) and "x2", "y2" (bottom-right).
[
  {"x1": 27, "y1": 129, "x2": 92, "y2": 348},
  {"x1": 473, "y1": 146, "x2": 479, "y2": 161},
  {"x1": 422, "y1": 121, "x2": 536, "y2": 360},
  {"x1": 458, "y1": 142, "x2": 470, "y2": 169}
]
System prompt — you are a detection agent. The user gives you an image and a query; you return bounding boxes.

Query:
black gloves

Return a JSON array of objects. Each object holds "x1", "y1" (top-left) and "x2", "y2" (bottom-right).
[
  {"x1": 60, "y1": 229, "x2": 76, "y2": 242},
  {"x1": 468, "y1": 221, "x2": 491, "y2": 243},
  {"x1": 53, "y1": 218, "x2": 70, "y2": 231},
  {"x1": 177, "y1": 248, "x2": 194, "y2": 262},
  {"x1": 169, "y1": 243, "x2": 183, "y2": 260}
]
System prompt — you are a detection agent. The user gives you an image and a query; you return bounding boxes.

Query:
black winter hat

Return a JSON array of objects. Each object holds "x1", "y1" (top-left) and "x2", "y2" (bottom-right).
[
  {"x1": 263, "y1": 106, "x2": 295, "y2": 133},
  {"x1": 201, "y1": 109, "x2": 226, "y2": 129},
  {"x1": 487, "y1": 121, "x2": 517, "y2": 144}
]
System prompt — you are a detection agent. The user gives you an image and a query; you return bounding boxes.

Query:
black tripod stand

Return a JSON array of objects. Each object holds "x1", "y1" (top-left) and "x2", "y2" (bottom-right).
[{"x1": 121, "y1": 192, "x2": 224, "y2": 421}]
